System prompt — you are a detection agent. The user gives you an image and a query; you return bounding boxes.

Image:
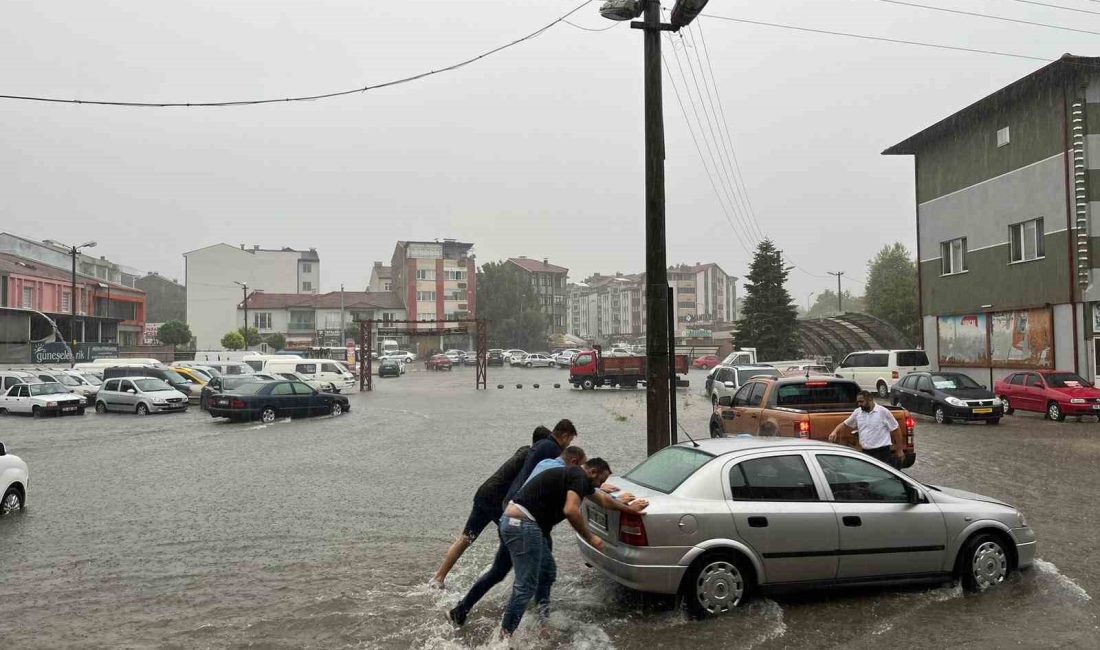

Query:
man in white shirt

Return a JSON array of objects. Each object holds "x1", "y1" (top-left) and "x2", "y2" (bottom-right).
[{"x1": 828, "y1": 390, "x2": 904, "y2": 466}]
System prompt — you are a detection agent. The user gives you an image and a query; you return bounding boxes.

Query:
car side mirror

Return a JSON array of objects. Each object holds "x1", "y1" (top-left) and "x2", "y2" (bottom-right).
[
  {"x1": 718, "y1": 396, "x2": 733, "y2": 407},
  {"x1": 126, "y1": 389, "x2": 136, "y2": 394},
  {"x1": 723, "y1": 381, "x2": 736, "y2": 388},
  {"x1": 0, "y1": 442, "x2": 5, "y2": 456}
]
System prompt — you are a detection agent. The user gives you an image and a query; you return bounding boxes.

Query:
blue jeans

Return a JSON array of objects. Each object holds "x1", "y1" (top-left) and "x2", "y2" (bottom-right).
[
  {"x1": 454, "y1": 533, "x2": 513, "y2": 618},
  {"x1": 500, "y1": 516, "x2": 556, "y2": 634}
]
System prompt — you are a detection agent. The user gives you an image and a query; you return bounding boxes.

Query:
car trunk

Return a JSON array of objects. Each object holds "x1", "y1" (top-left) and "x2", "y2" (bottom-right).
[{"x1": 582, "y1": 476, "x2": 662, "y2": 545}]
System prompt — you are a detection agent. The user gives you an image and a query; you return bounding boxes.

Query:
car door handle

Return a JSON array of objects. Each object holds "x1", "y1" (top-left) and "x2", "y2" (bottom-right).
[
  {"x1": 747, "y1": 516, "x2": 768, "y2": 528},
  {"x1": 843, "y1": 516, "x2": 862, "y2": 527}
]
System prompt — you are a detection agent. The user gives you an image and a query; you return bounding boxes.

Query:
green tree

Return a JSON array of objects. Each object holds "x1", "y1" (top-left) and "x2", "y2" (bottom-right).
[
  {"x1": 156, "y1": 320, "x2": 193, "y2": 346},
  {"x1": 264, "y1": 332, "x2": 287, "y2": 351},
  {"x1": 864, "y1": 243, "x2": 919, "y2": 342},
  {"x1": 802, "y1": 290, "x2": 864, "y2": 319},
  {"x1": 476, "y1": 261, "x2": 548, "y2": 350},
  {"x1": 221, "y1": 330, "x2": 246, "y2": 350},
  {"x1": 237, "y1": 327, "x2": 262, "y2": 347},
  {"x1": 733, "y1": 239, "x2": 800, "y2": 361}
]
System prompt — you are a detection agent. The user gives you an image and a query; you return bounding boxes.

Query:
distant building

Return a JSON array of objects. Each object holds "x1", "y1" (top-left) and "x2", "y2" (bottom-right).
[
  {"x1": 506, "y1": 257, "x2": 569, "y2": 336},
  {"x1": 884, "y1": 55, "x2": 1098, "y2": 382},
  {"x1": 240, "y1": 291, "x2": 405, "y2": 349},
  {"x1": 134, "y1": 272, "x2": 186, "y2": 324},
  {"x1": 184, "y1": 243, "x2": 320, "y2": 349},
  {"x1": 0, "y1": 232, "x2": 138, "y2": 288},
  {"x1": 668, "y1": 263, "x2": 738, "y2": 326},
  {"x1": 368, "y1": 262, "x2": 393, "y2": 292}
]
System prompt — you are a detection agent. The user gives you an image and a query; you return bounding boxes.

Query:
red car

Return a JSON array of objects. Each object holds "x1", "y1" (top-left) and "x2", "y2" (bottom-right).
[
  {"x1": 994, "y1": 370, "x2": 1100, "y2": 421},
  {"x1": 692, "y1": 355, "x2": 720, "y2": 370},
  {"x1": 425, "y1": 354, "x2": 453, "y2": 372}
]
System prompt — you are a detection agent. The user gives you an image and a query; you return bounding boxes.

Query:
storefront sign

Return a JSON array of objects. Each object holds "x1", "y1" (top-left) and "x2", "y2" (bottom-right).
[
  {"x1": 143, "y1": 322, "x2": 161, "y2": 345},
  {"x1": 31, "y1": 342, "x2": 119, "y2": 364}
]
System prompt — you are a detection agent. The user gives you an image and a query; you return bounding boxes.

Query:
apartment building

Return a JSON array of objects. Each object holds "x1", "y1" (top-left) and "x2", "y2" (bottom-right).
[
  {"x1": 506, "y1": 257, "x2": 569, "y2": 335},
  {"x1": 240, "y1": 291, "x2": 405, "y2": 349},
  {"x1": 368, "y1": 262, "x2": 393, "y2": 292},
  {"x1": 184, "y1": 243, "x2": 319, "y2": 349},
  {"x1": 134, "y1": 272, "x2": 186, "y2": 324},
  {"x1": 668, "y1": 263, "x2": 737, "y2": 325},
  {"x1": 390, "y1": 240, "x2": 476, "y2": 328}
]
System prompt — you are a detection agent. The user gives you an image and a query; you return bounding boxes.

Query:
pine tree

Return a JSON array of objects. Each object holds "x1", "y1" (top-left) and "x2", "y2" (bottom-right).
[{"x1": 733, "y1": 239, "x2": 800, "y2": 361}]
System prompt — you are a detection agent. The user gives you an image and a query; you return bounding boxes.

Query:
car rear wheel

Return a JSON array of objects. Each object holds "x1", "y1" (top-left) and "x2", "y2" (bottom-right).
[
  {"x1": 331, "y1": 402, "x2": 343, "y2": 416},
  {"x1": 1047, "y1": 402, "x2": 1065, "y2": 422},
  {"x1": 1, "y1": 486, "x2": 22, "y2": 516},
  {"x1": 961, "y1": 533, "x2": 1009, "y2": 592},
  {"x1": 261, "y1": 407, "x2": 277, "y2": 424},
  {"x1": 682, "y1": 552, "x2": 751, "y2": 618},
  {"x1": 95, "y1": 401, "x2": 107, "y2": 414},
  {"x1": 877, "y1": 381, "x2": 889, "y2": 398},
  {"x1": 136, "y1": 403, "x2": 149, "y2": 416},
  {"x1": 1000, "y1": 396, "x2": 1014, "y2": 415},
  {"x1": 582, "y1": 379, "x2": 595, "y2": 390},
  {"x1": 934, "y1": 407, "x2": 952, "y2": 425}
]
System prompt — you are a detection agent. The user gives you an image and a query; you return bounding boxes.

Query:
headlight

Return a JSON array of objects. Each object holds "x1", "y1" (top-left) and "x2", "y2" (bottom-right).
[
  {"x1": 1070, "y1": 398, "x2": 1086, "y2": 404},
  {"x1": 152, "y1": 397, "x2": 165, "y2": 404},
  {"x1": 1016, "y1": 511, "x2": 1028, "y2": 527},
  {"x1": 945, "y1": 396, "x2": 967, "y2": 407},
  {"x1": 79, "y1": 398, "x2": 87, "y2": 405},
  {"x1": 47, "y1": 401, "x2": 57, "y2": 407}
]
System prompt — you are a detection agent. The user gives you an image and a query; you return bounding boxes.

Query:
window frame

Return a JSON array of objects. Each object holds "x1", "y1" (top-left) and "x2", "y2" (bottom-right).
[
  {"x1": 1009, "y1": 217, "x2": 1045, "y2": 264},
  {"x1": 814, "y1": 453, "x2": 912, "y2": 503},
  {"x1": 727, "y1": 454, "x2": 821, "y2": 502},
  {"x1": 747, "y1": 382, "x2": 767, "y2": 407},
  {"x1": 940, "y1": 237, "x2": 968, "y2": 276},
  {"x1": 731, "y1": 383, "x2": 754, "y2": 407}
]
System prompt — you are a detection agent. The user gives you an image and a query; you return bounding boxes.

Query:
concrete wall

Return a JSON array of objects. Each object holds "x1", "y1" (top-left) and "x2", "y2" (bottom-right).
[{"x1": 134, "y1": 275, "x2": 186, "y2": 323}]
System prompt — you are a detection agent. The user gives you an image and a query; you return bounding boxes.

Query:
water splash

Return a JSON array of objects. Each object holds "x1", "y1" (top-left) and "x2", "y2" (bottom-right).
[{"x1": 1034, "y1": 559, "x2": 1091, "y2": 602}]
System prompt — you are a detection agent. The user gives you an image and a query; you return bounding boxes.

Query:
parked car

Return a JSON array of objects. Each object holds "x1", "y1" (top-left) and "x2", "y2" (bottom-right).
[
  {"x1": 381, "y1": 352, "x2": 412, "y2": 365},
  {"x1": 172, "y1": 366, "x2": 212, "y2": 390},
  {"x1": 780, "y1": 364, "x2": 832, "y2": 378},
  {"x1": 102, "y1": 365, "x2": 199, "y2": 400},
  {"x1": 0, "y1": 382, "x2": 86, "y2": 417},
  {"x1": 520, "y1": 353, "x2": 554, "y2": 368},
  {"x1": 502, "y1": 349, "x2": 526, "y2": 363},
  {"x1": 265, "y1": 359, "x2": 356, "y2": 393},
  {"x1": 207, "y1": 380, "x2": 349, "y2": 423},
  {"x1": 444, "y1": 349, "x2": 466, "y2": 364},
  {"x1": 509, "y1": 353, "x2": 529, "y2": 367},
  {"x1": 61, "y1": 369, "x2": 105, "y2": 393},
  {"x1": 487, "y1": 350, "x2": 505, "y2": 366},
  {"x1": 33, "y1": 370, "x2": 99, "y2": 398},
  {"x1": 891, "y1": 372, "x2": 1002, "y2": 424},
  {"x1": 198, "y1": 361, "x2": 256, "y2": 376},
  {"x1": 200, "y1": 375, "x2": 270, "y2": 410},
  {"x1": 0, "y1": 371, "x2": 42, "y2": 393},
  {"x1": 708, "y1": 365, "x2": 781, "y2": 405},
  {"x1": 606, "y1": 347, "x2": 634, "y2": 357},
  {"x1": 426, "y1": 354, "x2": 453, "y2": 371},
  {"x1": 0, "y1": 441, "x2": 29, "y2": 516},
  {"x1": 994, "y1": 371, "x2": 1100, "y2": 421},
  {"x1": 577, "y1": 437, "x2": 1035, "y2": 618},
  {"x1": 378, "y1": 359, "x2": 402, "y2": 378},
  {"x1": 552, "y1": 350, "x2": 580, "y2": 367},
  {"x1": 463, "y1": 352, "x2": 479, "y2": 366},
  {"x1": 834, "y1": 349, "x2": 932, "y2": 398},
  {"x1": 692, "y1": 355, "x2": 721, "y2": 370},
  {"x1": 95, "y1": 377, "x2": 189, "y2": 415},
  {"x1": 272, "y1": 371, "x2": 337, "y2": 392}
]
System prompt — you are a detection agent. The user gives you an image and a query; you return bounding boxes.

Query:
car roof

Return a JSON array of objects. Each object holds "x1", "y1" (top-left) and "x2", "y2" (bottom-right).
[{"x1": 677, "y1": 437, "x2": 842, "y2": 456}]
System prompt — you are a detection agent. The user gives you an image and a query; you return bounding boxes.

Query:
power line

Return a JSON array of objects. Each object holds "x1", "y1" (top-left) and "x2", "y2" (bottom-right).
[
  {"x1": 874, "y1": 0, "x2": 1100, "y2": 38},
  {"x1": 562, "y1": 19, "x2": 622, "y2": 32},
  {"x1": 1005, "y1": 0, "x2": 1100, "y2": 16},
  {"x1": 0, "y1": 1, "x2": 594, "y2": 108},
  {"x1": 701, "y1": 13, "x2": 1051, "y2": 62}
]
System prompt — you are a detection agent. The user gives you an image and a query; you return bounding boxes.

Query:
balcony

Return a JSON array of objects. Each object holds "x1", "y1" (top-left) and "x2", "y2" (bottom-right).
[{"x1": 287, "y1": 321, "x2": 316, "y2": 333}]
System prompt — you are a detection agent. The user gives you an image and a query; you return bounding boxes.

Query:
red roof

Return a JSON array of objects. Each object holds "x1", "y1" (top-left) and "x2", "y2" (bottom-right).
[
  {"x1": 507, "y1": 257, "x2": 569, "y2": 275},
  {"x1": 244, "y1": 291, "x2": 404, "y2": 310}
]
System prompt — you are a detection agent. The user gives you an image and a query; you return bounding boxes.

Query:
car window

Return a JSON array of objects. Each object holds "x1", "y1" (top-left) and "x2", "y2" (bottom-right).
[
  {"x1": 747, "y1": 382, "x2": 767, "y2": 407},
  {"x1": 296, "y1": 364, "x2": 317, "y2": 374},
  {"x1": 916, "y1": 376, "x2": 933, "y2": 392},
  {"x1": 104, "y1": 379, "x2": 119, "y2": 391},
  {"x1": 271, "y1": 382, "x2": 295, "y2": 395},
  {"x1": 732, "y1": 383, "x2": 753, "y2": 407},
  {"x1": 16, "y1": 385, "x2": 29, "y2": 397},
  {"x1": 120, "y1": 380, "x2": 136, "y2": 392},
  {"x1": 729, "y1": 455, "x2": 818, "y2": 501},
  {"x1": 1009, "y1": 374, "x2": 1024, "y2": 386},
  {"x1": 866, "y1": 353, "x2": 889, "y2": 367},
  {"x1": 816, "y1": 454, "x2": 909, "y2": 502},
  {"x1": 624, "y1": 446, "x2": 715, "y2": 494},
  {"x1": 291, "y1": 382, "x2": 315, "y2": 395},
  {"x1": 896, "y1": 351, "x2": 929, "y2": 367},
  {"x1": 321, "y1": 363, "x2": 341, "y2": 373},
  {"x1": 575, "y1": 353, "x2": 593, "y2": 366},
  {"x1": 841, "y1": 353, "x2": 861, "y2": 368},
  {"x1": 1027, "y1": 374, "x2": 1044, "y2": 388}
]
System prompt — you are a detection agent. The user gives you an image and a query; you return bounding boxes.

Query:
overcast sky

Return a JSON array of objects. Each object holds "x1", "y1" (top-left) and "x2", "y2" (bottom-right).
[{"x1": 0, "y1": 0, "x2": 1093, "y2": 303}]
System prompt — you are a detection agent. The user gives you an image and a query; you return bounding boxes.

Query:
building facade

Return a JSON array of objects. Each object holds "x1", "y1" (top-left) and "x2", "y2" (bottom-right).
[
  {"x1": 368, "y1": 262, "x2": 393, "y2": 292},
  {"x1": 184, "y1": 243, "x2": 319, "y2": 349},
  {"x1": 884, "y1": 55, "x2": 1099, "y2": 382},
  {"x1": 134, "y1": 272, "x2": 186, "y2": 324},
  {"x1": 0, "y1": 232, "x2": 139, "y2": 289},
  {"x1": 390, "y1": 240, "x2": 476, "y2": 327},
  {"x1": 241, "y1": 291, "x2": 405, "y2": 349},
  {"x1": 668, "y1": 263, "x2": 737, "y2": 327},
  {"x1": 506, "y1": 257, "x2": 569, "y2": 336}
]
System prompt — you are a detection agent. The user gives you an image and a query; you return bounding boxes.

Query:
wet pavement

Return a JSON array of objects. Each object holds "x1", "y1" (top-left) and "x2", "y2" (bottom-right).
[{"x1": 0, "y1": 365, "x2": 1097, "y2": 649}]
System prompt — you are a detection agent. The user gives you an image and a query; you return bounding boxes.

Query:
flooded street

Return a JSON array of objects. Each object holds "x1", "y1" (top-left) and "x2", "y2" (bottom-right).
[{"x1": 1, "y1": 366, "x2": 1097, "y2": 649}]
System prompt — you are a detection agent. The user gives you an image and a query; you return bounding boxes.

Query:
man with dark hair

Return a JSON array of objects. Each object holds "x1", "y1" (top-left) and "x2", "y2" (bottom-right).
[
  {"x1": 431, "y1": 425, "x2": 552, "y2": 589},
  {"x1": 829, "y1": 390, "x2": 903, "y2": 466},
  {"x1": 498, "y1": 457, "x2": 646, "y2": 638},
  {"x1": 448, "y1": 420, "x2": 577, "y2": 624}
]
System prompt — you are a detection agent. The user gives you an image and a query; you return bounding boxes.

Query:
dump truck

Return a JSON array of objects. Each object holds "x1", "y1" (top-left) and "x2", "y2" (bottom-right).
[{"x1": 569, "y1": 348, "x2": 689, "y2": 390}]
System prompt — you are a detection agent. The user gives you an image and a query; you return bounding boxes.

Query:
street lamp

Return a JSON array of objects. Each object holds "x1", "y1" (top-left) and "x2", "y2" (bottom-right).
[
  {"x1": 234, "y1": 281, "x2": 249, "y2": 348},
  {"x1": 67, "y1": 241, "x2": 96, "y2": 366}
]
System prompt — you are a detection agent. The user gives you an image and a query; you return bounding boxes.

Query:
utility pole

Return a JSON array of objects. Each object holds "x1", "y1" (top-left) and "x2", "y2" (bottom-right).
[
  {"x1": 234, "y1": 281, "x2": 249, "y2": 348},
  {"x1": 67, "y1": 241, "x2": 96, "y2": 367},
  {"x1": 340, "y1": 283, "x2": 346, "y2": 346},
  {"x1": 827, "y1": 272, "x2": 844, "y2": 313}
]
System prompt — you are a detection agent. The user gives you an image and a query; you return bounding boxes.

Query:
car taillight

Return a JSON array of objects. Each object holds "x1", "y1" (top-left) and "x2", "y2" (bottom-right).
[
  {"x1": 905, "y1": 416, "x2": 915, "y2": 446},
  {"x1": 229, "y1": 399, "x2": 246, "y2": 409},
  {"x1": 892, "y1": 370, "x2": 900, "y2": 379},
  {"x1": 619, "y1": 512, "x2": 649, "y2": 546},
  {"x1": 798, "y1": 420, "x2": 811, "y2": 438}
]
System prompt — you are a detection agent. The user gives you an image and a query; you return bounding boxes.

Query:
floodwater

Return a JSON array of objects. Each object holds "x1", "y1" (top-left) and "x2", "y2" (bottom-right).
[{"x1": 0, "y1": 366, "x2": 1097, "y2": 648}]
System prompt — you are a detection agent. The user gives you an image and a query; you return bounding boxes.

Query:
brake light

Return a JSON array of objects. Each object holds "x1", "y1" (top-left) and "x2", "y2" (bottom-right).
[
  {"x1": 229, "y1": 399, "x2": 247, "y2": 409},
  {"x1": 797, "y1": 420, "x2": 811, "y2": 438},
  {"x1": 905, "y1": 416, "x2": 915, "y2": 446},
  {"x1": 805, "y1": 381, "x2": 828, "y2": 387},
  {"x1": 892, "y1": 370, "x2": 900, "y2": 379},
  {"x1": 619, "y1": 512, "x2": 649, "y2": 546}
]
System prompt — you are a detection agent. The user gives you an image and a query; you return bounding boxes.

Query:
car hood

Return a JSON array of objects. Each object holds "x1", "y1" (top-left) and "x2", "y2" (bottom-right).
[
  {"x1": 929, "y1": 485, "x2": 1012, "y2": 508},
  {"x1": 1047, "y1": 386, "x2": 1100, "y2": 398},
  {"x1": 940, "y1": 388, "x2": 996, "y2": 399},
  {"x1": 147, "y1": 389, "x2": 187, "y2": 398}
]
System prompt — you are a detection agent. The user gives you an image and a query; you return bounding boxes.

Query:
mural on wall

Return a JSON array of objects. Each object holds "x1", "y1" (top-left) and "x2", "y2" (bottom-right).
[
  {"x1": 938, "y1": 314, "x2": 989, "y2": 367},
  {"x1": 990, "y1": 308, "x2": 1053, "y2": 368}
]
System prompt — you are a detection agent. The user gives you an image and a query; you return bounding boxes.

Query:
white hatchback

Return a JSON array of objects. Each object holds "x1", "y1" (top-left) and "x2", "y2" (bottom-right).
[
  {"x1": 521, "y1": 353, "x2": 555, "y2": 368},
  {"x1": 0, "y1": 441, "x2": 29, "y2": 516}
]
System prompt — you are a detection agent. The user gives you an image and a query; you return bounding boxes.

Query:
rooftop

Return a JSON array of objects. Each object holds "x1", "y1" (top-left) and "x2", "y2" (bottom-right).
[
  {"x1": 243, "y1": 290, "x2": 404, "y2": 310},
  {"x1": 0, "y1": 252, "x2": 145, "y2": 293},
  {"x1": 183, "y1": 243, "x2": 320, "y2": 260},
  {"x1": 508, "y1": 257, "x2": 569, "y2": 274}
]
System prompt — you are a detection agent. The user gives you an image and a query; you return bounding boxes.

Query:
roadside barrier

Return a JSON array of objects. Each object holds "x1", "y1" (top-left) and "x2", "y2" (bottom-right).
[{"x1": 497, "y1": 383, "x2": 563, "y2": 389}]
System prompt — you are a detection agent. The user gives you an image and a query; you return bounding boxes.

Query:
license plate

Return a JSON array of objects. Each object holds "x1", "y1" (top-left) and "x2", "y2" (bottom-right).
[
  {"x1": 62, "y1": 406, "x2": 77, "y2": 412},
  {"x1": 217, "y1": 398, "x2": 228, "y2": 406},
  {"x1": 587, "y1": 507, "x2": 607, "y2": 530},
  {"x1": 973, "y1": 408, "x2": 993, "y2": 414},
  {"x1": 1092, "y1": 405, "x2": 1100, "y2": 410}
]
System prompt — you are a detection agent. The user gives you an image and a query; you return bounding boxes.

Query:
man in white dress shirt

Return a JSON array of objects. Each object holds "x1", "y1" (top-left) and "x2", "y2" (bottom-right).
[{"x1": 828, "y1": 390, "x2": 904, "y2": 467}]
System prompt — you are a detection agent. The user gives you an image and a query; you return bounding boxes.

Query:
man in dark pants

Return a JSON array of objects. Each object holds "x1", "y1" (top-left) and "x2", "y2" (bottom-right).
[
  {"x1": 828, "y1": 390, "x2": 905, "y2": 467},
  {"x1": 447, "y1": 419, "x2": 577, "y2": 625},
  {"x1": 431, "y1": 425, "x2": 552, "y2": 589}
]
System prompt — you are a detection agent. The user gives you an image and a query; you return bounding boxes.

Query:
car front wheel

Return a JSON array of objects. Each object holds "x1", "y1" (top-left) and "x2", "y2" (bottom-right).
[
  {"x1": 136, "y1": 403, "x2": 149, "y2": 416},
  {"x1": 331, "y1": 402, "x2": 343, "y2": 416},
  {"x1": 877, "y1": 382, "x2": 889, "y2": 398},
  {"x1": 95, "y1": 401, "x2": 107, "y2": 414},
  {"x1": 1000, "y1": 396, "x2": 1014, "y2": 415},
  {"x1": 961, "y1": 533, "x2": 1009, "y2": 592},
  {"x1": 682, "y1": 553, "x2": 751, "y2": 618},
  {"x1": 1, "y1": 486, "x2": 23, "y2": 516},
  {"x1": 261, "y1": 407, "x2": 277, "y2": 423}
]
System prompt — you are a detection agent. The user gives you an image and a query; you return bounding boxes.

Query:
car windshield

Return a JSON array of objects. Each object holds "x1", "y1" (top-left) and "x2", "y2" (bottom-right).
[
  {"x1": 134, "y1": 379, "x2": 172, "y2": 392},
  {"x1": 29, "y1": 383, "x2": 69, "y2": 396},
  {"x1": 625, "y1": 446, "x2": 715, "y2": 494},
  {"x1": 55, "y1": 375, "x2": 82, "y2": 386},
  {"x1": 737, "y1": 368, "x2": 780, "y2": 384},
  {"x1": 223, "y1": 377, "x2": 260, "y2": 389},
  {"x1": 162, "y1": 369, "x2": 187, "y2": 383},
  {"x1": 931, "y1": 374, "x2": 982, "y2": 390},
  {"x1": 1045, "y1": 373, "x2": 1093, "y2": 388},
  {"x1": 80, "y1": 374, "x2": 103, "y2": 385}
]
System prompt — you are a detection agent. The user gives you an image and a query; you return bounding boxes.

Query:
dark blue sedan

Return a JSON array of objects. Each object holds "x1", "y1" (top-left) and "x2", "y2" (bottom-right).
[{"x1": 207, "y1": 380, "x2": 350, "y2": 423}]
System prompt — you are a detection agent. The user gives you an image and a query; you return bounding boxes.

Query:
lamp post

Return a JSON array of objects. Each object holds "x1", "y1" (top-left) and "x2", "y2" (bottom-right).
[
  {"x1": 234, "y1": 281, "x2": 249, "y2": 348},
  {"x1": 67, "y1": 241, "x2": 96, "y2": 366}
]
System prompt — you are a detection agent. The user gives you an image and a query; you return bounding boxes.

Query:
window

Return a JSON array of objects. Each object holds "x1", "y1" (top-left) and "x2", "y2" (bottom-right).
[
  {"x1": 553, "y1": 295, "x2": 564, "y2": 305},
  {"x1": 302, "y1": 263, "x2": 312, "y2": 273},
  {"x1": 22, "y1": 287, "x2": 33, "y2": 309},
  {"x1": 575, "y1": 353, "x2": 594, "y2": 366},
  {"x1": 417, "y1": 291, "x2": 436, "y2": 302},
  {"x1": 896, "y1": 351, "x2": 929, "y2": 367},
  {"x1": 816, "y1": 454, "x2": 908, "y2": 502},
  {"x1": 996, "y1": 126, "x2": 1010, "y2": 148},
  {"x1": 1009, "y1": 218, "x2": 1045, "y2": 263},
  {"x1": 321, "y1": 363, "x2": 341, "y2": 373},
  {"x1": 384, "y1": 282, "x2": 392, "y2": 291},
  {"x1": 103, "y1": 379, "x2": 119, "y2": 392},
  {"x1": 747, "y1": 382, "x2": 767, "y2": 407},
  {"x1": 120, "y1": 380, "x2": 136, "y2": 393},
  {"x1": 416, "y1": 269, "x2": 436, "y2": 281},
  {"x1": 444, "y1": 270, "x2": 466, "y2": 281},
  {"x1": 624, "y1": 446, "x2": 715, "y2": 494},
  {"x1": 1027, "y1": 374, "x2": 1044, "y2": 388},
  {"x1": 61, "y1": 291, "x2": 71, "y2": 313},
  {"x1": 291, "y1": 382, "x2": 315, "y2": 394},
  {"x1": 253, "y1": 312, "x2": 272, "y2": 329},
  {"x1": 1009, "y1": 374, "x2": 1025, "y2": 386},
  {"x1": 941, "y1": 238, "x2": 967, "y2": 275},
  {"x1": 732, "y1": 383, "x2": 753, "y2": 406},
  {"x1": 302, "y1": 281, "x2": 313, "y2": 291},
  {"x1": 865, "y1": 353, "x2": 889, "y2": 368},
  {"x1": 839, "y1": 353, "x2": 859, "y2": 368},
  {"x1": 271, "y1": 382, "x2": 295, "y2": 395},
  {"x1": 729, "y1": 455, "x2": 818, "y2": 501},
  {"x1": 916, "y1": 376, "x2": 934, "y2": 392},
  {"x1": 775, "y1": 382, "x2": 859, "y2": 407},
  {"x1": 295, "y1": 363, "x2": 318, "y2": 374}
]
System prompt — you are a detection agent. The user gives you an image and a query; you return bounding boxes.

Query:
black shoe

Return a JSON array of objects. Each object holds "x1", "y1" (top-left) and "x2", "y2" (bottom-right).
[{"x1": 447, "y1": 605, "x2": 467, "y2": 628}]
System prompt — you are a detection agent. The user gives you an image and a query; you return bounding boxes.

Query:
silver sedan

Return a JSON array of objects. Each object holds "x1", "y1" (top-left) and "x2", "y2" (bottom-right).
[{"x1": 578, "y1": 438, "x2": 1035, "y2": 617}]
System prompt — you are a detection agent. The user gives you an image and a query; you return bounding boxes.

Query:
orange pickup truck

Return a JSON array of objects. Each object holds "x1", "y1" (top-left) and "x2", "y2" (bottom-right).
[{"x1": 708, "y1": 376, "x2": 916, "y2": 468}]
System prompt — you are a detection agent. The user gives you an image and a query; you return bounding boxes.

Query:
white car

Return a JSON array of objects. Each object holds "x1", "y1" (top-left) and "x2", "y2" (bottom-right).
[
  {"x1": 444, "y1": 350, "x2": 466, "y2": 364},
  {"x1": 95, "y1": 377, "x2": 189, "y2": 415},
  {"x1": 503, "y1": 350, "x2": 526, "y2": 363},
  {"x1": 521, "y1": 353, "x2": 555, "y2": 368},
  {"x1": 392, "y1": 350, "x2": 416, "y2": 363},
  {"x1": 509, "y1": 353, "x2": 529, "y2": 367},
  {"x1": 835, "y1": 349, "x2": 932, "y2": 398},
  {"x1": 553, "y1": 350, "x2": 580, "y2": 367},
  {"x1": 272, "y1": 371, "x2": 338, "y2": 391},
  {"x1": 0, "y1": 441, "x2": 29, "y2": 516},
  {"x1": 0, "y1": 382, "x2": 87, "y2": 417},
  {"x1": 708, "y1": 365, "x2": 782, "y2": 406},
  {"x1": 34, "y1": 370, "x2": 99, "y2": 398},
  {"x1": 606, "y1": 347, "x2": 634, "y2": 357}
]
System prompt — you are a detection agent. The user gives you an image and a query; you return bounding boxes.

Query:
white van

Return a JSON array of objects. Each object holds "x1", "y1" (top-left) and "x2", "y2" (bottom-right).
[
  {"x1": 835, "y1": 349, "x2": 932, "y2": 398},
  {"x1": 243, "y1": 353, "x2": 302, "y2": 372},
  {"x1": 74, "y1": 358, "x2": 159, "y2": 373},
  {"x1": 198, "y1": 361, "x2": 255, "y2": 376},
  {"x1": 264, "y1": 358, "x2": 356, "y2": 393}
]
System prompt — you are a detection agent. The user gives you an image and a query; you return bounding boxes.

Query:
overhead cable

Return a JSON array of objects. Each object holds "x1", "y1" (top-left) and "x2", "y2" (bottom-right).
[{"x1": 874, "y1": 0, "x2": 1100, "y2": 37}]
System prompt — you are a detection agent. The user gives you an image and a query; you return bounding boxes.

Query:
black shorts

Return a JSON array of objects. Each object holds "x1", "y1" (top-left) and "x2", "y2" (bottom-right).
[{"x1": 462, "y1": 498, "x2": 503, "y2": 542}]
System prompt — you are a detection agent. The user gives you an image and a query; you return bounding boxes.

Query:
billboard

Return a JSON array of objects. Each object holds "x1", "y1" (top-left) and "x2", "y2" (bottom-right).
[
  {"x1": 406, "y1": 243, "x2": 442, "y2": 259},
  {"x1": 937, "y1": 314, "x2": 988, "y2": 367},
  {"x1": 143, "y1": 322, "x2": 162, "y2": 345},
  {"x1": 990, "y1": 308, "x2": 1053, "y2": 368},
  {"x1": 30, "y1": 342, "x2": 119, "y2": 364}
]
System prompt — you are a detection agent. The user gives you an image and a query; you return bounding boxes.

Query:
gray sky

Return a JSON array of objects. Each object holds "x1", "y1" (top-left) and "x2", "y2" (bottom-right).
[{"x1": 0, "y1": 0, "x2": 1092, "y2": 302}]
